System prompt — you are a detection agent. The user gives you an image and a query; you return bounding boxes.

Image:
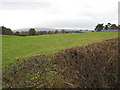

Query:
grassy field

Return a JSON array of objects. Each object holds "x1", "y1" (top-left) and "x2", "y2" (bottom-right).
[{"x1": 2, "y1": 32, "x2": 118, "y2": 66}]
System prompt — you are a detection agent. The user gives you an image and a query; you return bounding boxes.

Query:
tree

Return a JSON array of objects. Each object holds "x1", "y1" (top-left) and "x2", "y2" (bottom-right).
[
  {"x1": 55, "y1": 30, "x2": 59, "y2": 34},
  {"x1": 7, "y1": 28, "x2": 13, "y2": 35},
  {"x1": 48, "y1": 31, "x2": 51, "y2": 34},
  {"x1": 110, "y1": 24, "x2": 117, "y2": 30},
  {"x1": 2, "y1": 26, "x2": 8, "y2": 34},
  {"x1": 104, "y1": 25, "x2": 108, "y2": 30},
  {"x1": 2, "y1": 26, "x2": 13, "y2": 35},
  {"x1": 107, "y1": 23, "x2": 111, "y2": 27},
  {"x1": 48, "y1": 31, "x2": 54, "y2": 34},
  {"x1": 118, "y1": 25, "x2": 120, "y2": 30},
  {"x1": 37, "y1": 31, "x2": 43, "y2": 35},
  {"x1": 107, "y1": 23, "x2": 111, "y2": 30},
  {"x1": 28, "y1": 28, "x2": 36, "y2": 35},
  {"x1": 15, "y1": 31, "x2": 20, "y2": 36},
  {"x1": 43, "y1": 31, "x2": 47, "y2": 35},
  {"x1": 95, "y1": 24, "x2": 104, "y2": 31},
  {"x1": 61, "y1": 29, "x2": 66, "y2": 33},
  {"x1": 75, "y1": 31, "x2": 80, "y2": 33}
]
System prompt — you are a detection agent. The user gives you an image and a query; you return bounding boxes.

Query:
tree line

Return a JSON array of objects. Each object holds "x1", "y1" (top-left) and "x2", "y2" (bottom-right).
[
  {"x1": 1, "y1": 26, "x2": 93, "y2": 36},
  {"x1": 95, "y1": 23, "x2": 119, "y2": 31},
  {"x1": 1, "y1": 23, "x2": 119, "y2": 36}
]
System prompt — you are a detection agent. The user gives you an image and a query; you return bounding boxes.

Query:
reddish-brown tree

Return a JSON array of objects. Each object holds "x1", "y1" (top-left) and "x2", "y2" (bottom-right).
[
  {"x1": 7, "y1": 28, "x2": 13, "y2": 35},
  {"x1": 28, "y1": 28, "x2": 36, "y2": 35}
]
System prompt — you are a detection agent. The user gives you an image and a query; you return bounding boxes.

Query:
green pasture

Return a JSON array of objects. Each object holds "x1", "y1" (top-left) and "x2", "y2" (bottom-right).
[{"x1": 2, "y1": 32, "x2": 118, "y2": 66}]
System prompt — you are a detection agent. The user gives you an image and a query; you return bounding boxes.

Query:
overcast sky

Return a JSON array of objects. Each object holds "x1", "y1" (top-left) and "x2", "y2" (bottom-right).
[{"x1": 0, "y1": 0, "x2": 119, "y2": 30}]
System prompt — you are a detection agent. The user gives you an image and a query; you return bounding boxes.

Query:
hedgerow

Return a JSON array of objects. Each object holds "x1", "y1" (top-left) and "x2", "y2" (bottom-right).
[
  {"x1": 2, "y1": 38, "x2": 119, "y2": 88},
  {"x1": 53, "y1": 38, "x2": 119, "y2": 88}
]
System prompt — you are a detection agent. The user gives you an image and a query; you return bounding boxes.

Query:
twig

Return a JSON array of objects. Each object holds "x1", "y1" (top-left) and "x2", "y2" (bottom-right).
[{"x1": 64, "y1": 82, "x2": 74, "y2": 88}]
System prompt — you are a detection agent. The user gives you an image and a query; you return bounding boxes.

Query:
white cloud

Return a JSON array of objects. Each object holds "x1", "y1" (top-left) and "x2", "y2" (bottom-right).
[{"x1": 0, "y1": 0, "x2": 119, "y2": 30}]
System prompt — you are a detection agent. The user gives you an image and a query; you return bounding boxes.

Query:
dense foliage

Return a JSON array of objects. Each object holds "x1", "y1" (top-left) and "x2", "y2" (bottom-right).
[{"x1": 53, "y1": 38, "x2": 119, "y2": 88}]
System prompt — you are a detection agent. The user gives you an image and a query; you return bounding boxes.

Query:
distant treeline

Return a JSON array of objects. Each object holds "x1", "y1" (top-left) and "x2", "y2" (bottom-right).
[
  {"x1": 1, "y1": 23, "x2": 120, "y2": 36},
  {"x1": 1, "y1": 26, "x2": 94, "y2": 36}
]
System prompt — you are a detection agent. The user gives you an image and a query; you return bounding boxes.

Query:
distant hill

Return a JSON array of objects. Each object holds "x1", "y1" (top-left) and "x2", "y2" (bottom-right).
[
  {"x1": 13, "y1": 27, "x2": 95, "y2": 32},
  {"x1": 13, "y1": 28, "x2": 57, "y2": 32}
]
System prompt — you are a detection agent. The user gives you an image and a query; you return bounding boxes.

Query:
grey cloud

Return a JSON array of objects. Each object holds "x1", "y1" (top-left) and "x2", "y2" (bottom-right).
[
  {"x1": 0, "y1": 2, "x2": 51, "y2": 10},
  {"x1": 78, "y1": 7, "x2": 118, "y2": 25},
  {"x1": 40, "y1": 20, "x2": 97, "y2": 30}
]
